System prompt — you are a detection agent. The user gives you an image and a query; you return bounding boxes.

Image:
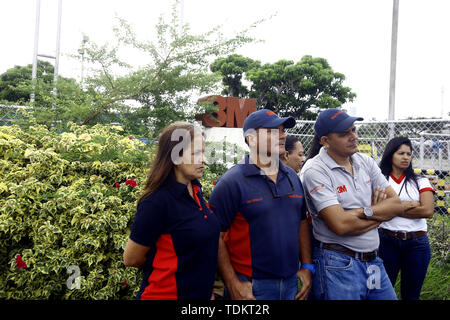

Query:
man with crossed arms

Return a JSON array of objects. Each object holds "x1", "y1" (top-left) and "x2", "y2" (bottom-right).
[{"x1": 302, "y1": 108, "x2": 404, "y2": 300}]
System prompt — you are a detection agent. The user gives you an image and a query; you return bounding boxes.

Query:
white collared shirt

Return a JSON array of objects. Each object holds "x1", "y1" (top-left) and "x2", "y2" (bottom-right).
[{"x1": 380, "y1": 174, "x2": 435, "y2": 232}]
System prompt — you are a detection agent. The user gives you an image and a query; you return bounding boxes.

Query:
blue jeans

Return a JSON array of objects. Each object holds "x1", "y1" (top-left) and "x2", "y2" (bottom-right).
[
  {"x1": 223, "y1": 272, "x2": 298, "y2": 300},
  {"x1": 378, "y1": 229, "x2": 431, "y2": 300},
  {"x1": 310, "y1": 246, "x2": 397, "y2": 300}
]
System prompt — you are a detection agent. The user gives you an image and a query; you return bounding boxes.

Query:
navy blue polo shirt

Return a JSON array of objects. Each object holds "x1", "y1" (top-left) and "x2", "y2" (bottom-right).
[
  {"x1": 129, "y1": 176, "x2": 220, "y2": 300},
  {"x1": 209, "y1": 155, "x2": 306, "y2": 279}
]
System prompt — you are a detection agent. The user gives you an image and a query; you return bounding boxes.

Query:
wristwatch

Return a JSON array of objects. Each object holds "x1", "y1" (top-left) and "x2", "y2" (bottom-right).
[
  {"x1": 301, "y1": 264, "x2": 315, "y2": 275},
  {"x1": 363, "y1": 207, "x2": 373, "y2": 219}
]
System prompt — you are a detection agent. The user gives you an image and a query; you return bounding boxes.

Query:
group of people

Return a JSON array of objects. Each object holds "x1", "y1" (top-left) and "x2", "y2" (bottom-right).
[{"x1": 123, "y1": 108, "x2": 436, "y2": 300}]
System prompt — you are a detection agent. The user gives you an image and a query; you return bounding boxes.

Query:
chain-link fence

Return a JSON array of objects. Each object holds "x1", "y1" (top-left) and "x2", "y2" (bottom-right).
[
  {"x1": 287, "y1": 119, "x2": 450, "y2": 171},
  {"x1": 288, "y1": 119, "x2": 450, "y2": 214},
  {"x1": 0, "y1": 105, "x2": 30, "y2": 126}
]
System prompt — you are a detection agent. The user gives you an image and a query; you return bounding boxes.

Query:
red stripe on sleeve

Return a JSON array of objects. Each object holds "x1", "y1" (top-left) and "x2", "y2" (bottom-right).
[
  {"x1": 419, "y1": 187, "x2": 436, "y2": 194},
  {"x1": 224, "y1": 212, "x2": 252, "y2": 277},
  {"x1": 140, "y1": 234, "x2": 178, "y2": 300}
]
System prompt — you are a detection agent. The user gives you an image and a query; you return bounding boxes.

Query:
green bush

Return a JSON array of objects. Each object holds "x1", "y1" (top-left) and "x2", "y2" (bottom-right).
[
  {"x1": 0, "y1": 121, "x2": 230, "y2": 299},
  {"x1": 0, "y1": 122, "x2": 150, "y2": 299}
]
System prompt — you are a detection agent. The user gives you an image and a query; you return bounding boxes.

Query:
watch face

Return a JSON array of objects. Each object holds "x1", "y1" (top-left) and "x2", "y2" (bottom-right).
[{"x1": 364, "y1": 207, "x2": 373, "y2": 217}]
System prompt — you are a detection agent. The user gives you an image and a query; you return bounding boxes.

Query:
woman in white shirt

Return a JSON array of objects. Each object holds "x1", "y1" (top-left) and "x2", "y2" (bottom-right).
[{"x1": 378, "y1": 137, "x2": 435, "y2": 300}]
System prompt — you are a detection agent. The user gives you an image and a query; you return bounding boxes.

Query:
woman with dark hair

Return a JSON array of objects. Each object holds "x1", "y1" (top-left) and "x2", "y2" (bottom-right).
[
  {"x1": 280, "y1": 135, "x2": 305, "y2": 173},
  {"x1": 378, "y1": 136, "x2": 435, "y2": 300},
  {"x1": 305, "y1": 134, "x2": 322, "y2": 163},
  {"x1": 123, "y1": 122, "x2": 220, "y2": 300}
]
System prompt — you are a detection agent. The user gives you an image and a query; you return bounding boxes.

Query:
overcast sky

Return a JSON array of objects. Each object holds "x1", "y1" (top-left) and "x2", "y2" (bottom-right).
[{"x1": 1, "y1": 0, "x2": 449, "y2": 120}]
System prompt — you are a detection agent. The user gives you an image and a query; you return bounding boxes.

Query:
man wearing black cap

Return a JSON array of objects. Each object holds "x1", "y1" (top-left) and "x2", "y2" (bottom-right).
[
  {"x1": 302, "y1": 108, "x2": 404, "y2": 300},
  {"x1": 209, "y1": 109, "x2": 313, "y2": 300}
]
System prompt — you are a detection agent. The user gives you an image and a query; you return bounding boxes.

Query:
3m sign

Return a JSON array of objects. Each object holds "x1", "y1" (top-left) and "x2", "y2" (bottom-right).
[{"x1": 195, "y1": 95, "x2": 257, "y2": 128}]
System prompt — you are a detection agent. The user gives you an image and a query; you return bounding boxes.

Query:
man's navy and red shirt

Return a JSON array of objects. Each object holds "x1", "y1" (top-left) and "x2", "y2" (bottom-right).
[
  {"x1": 209, "y1": 155, "x2": 306, "y2": 279},
  {"x1": 129, "y1": 176, "x2": 220, "y2": 300}
]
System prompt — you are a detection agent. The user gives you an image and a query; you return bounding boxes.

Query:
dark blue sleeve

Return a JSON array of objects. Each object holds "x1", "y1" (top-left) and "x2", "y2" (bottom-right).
[
  {"x1": 208, "y1": 176, "x2": 240, "y2": 232},
  {"x1": 129, "y1": 197, "x2": 166, "y2": 247}
]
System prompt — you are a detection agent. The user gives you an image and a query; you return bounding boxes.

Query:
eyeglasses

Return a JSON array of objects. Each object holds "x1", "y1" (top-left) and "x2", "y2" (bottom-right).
[{"x1": 263, "y1": 171, "x2": 295, "y2": 198}]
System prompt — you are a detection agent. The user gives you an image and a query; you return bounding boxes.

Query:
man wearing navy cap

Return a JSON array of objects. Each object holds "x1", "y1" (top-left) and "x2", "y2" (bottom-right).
[
  {"x1": 302, "y1": 108, "x2": 404, "y2": 300},
  {"x1": 209, "y1": 109, "x2": 313, "y2": 300}
]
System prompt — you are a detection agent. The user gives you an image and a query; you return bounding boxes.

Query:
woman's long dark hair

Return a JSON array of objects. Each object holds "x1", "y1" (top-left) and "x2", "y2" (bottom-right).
[
  {"x1": 305, "y1": 134, "x2": 322, "y2": 162},
  {"x1": 379, "y1": 136, "x2": 419, "y2": 196},
  {"x1": 138, "y1": 122, "x2": 200, "y2": 204}
]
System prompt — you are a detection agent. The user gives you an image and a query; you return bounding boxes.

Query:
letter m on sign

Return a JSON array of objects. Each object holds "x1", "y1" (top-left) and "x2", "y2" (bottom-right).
[
  {"x1": 226, "y1": 97, "x2": 257, "y2": 128},
  {"x1": 337, "y1": 185, "x2": 347, "y2": 193}
]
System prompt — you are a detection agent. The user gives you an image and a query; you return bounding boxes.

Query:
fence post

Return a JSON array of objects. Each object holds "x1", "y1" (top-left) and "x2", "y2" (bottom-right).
[
  {"x1": 388, "y1": 123, "x2": 395, "y2": 140},
  {"x1": 438, "y1": 147, "x2": 442, "y2": 171},
  {"x1": 420, "y1": 134, "x2": 424, "y2": 169},
  {"x1": 371, "y1": 141, "x2": 376, "y2": 159},
  {"x1": 448, "y1": 140, "x2": 450, "y2": 170}
]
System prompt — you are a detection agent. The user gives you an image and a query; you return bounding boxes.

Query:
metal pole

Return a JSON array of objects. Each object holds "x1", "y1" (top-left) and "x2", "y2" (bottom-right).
[
  {"x1": 447, "y1": 140, "x2": 449, "y2": 169},
  {"x1": 420, "y1": 134, "x2": 424, "y2": 169},
  {"x1": 53, "y1": 0, "x2": 62, "y2": 98},
  {"x1": 388, "y1": 0, "x2": 399, "y2": 120},
  {"x1": 31, "y1": 0, "x2": 41, "y2": 103},
  {"x1": 388, "y1": 0, "x2": 399, "y2": 139}
]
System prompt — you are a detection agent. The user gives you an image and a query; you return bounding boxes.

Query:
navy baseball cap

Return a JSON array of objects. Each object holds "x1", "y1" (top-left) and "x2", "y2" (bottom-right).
[
  {"x1": 243, "y1": 109, "x2": 296, "y2": 138},
  {"x1": 314, "y1": 108, "x2": 363, "y2": 139}
]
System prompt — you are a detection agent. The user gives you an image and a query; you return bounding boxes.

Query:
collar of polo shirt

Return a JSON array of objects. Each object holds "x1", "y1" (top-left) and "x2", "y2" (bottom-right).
[
  {"x1": 166, "y1": 175, "x2": 202, "y2": 195},
  {"x1": 239, "y1": 154, "x2": 291, "y2": 177}
]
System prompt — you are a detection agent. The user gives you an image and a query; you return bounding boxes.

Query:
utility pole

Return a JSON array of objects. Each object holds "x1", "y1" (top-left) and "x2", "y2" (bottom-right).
[
  {"x1": 31, "y1": 0, "x2": 62, "y2": 103},
  {"x1": 78, "y1": 36, "x2": 88, "y2": 84},
  {"x1": 388, "y1": 0, "x2": 399, "y2": 138},
  {"x1": 53, "y1": 0, "x2": 62, "y2": 98},
  {"x1": 31, "y1": 0, "x2": 41, "y2": 103}
]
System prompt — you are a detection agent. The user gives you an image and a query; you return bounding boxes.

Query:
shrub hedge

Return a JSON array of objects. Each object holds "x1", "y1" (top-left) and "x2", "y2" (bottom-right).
[{"x1": 0, "y1": 122, "x2": 221, "y2": 299}]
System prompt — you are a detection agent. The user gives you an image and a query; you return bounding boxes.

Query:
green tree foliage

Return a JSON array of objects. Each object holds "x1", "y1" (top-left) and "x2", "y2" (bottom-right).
[
  {"x1": 210, "y1": 54, "x2": 260, "y2": 98},
  {"x1": 211, "y1": 55, "x2": 356, "y2": 120},
  {"x1": 0, "y1": 60, "x2": 76, "y2": 104},
  {"x1": 71, "y1": 2, "x2": 260, "y2": 137}
]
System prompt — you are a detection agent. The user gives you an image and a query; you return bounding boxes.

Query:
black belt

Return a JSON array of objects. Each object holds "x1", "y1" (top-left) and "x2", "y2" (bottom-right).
[
  {"x1": 316, "y1": 241, "x2": 378, "y2": 262},
  {"x1": 380, "y1": 228, "x2": 427, "y2": 240}
]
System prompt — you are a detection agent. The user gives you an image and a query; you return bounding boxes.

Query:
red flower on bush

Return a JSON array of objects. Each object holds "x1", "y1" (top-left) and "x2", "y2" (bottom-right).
[
  {"x1": 15, "y1": 254, "x2": 27, "y2": 270},
  {"x1": 125, "y1": 179, "x2": 137, "y2": 188},
  {"x1": 212, "y1": 180, "x2": 217, "y2": 186},
  {"x1": 129, "y1": 136, "x2": 133, "y2": 140},
  {"x1": 123, "y1": 281, "x2": 128, "y2": 287},
  {"x1": 114, "y1": 182, "x2": 120, "y2": 188}
]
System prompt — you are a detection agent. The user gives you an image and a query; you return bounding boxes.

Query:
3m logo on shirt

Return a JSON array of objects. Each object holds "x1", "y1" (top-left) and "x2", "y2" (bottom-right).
[{"x1": 337, "y1": 185, "x2": 347, "y2": 193}]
